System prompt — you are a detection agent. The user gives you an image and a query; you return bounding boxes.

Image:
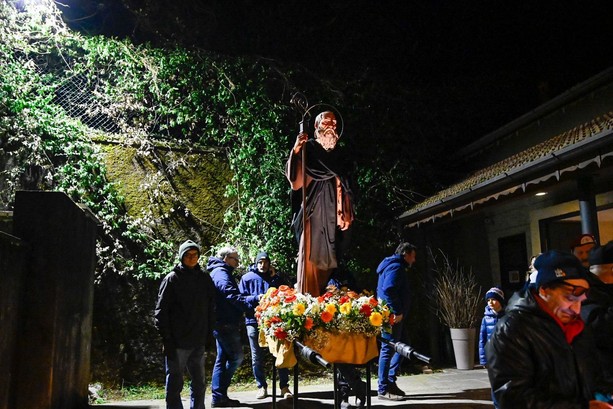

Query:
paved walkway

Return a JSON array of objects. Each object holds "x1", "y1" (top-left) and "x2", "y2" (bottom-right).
[{"x1": 94, "y1": 368, "x2": 493, "y2": 408}]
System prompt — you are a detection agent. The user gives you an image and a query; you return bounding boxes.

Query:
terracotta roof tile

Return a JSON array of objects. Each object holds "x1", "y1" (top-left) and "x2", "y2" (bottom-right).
[{"x1": 407, "y1": 111, "x2": 613, "y2": 213}]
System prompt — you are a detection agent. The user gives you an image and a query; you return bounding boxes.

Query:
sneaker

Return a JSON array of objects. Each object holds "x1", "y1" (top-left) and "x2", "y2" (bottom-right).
[
  {"x1": 378, "y1": 391, "x2": 403, "y2": 401},
  {"x1": 211, "y1": 397, "x2": 241, "y2": 407},
  {"x1": 340, "y1": 400, "x2": 352, "y2": 409},
  {"x1": 388, "y1": 382, "x2": 406, "y2": 396},
  {"x1": 280, "y1": 386, "x2": 293, "y2": 399},
  {"x1": 256, "y1": 387, "x2": 268, "y2": 399}
]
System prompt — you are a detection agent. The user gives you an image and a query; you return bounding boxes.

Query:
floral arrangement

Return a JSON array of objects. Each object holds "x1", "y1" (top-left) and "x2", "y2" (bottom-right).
[
  {"x1": 255, "y1": 285, "x2": 313, "y2": 342},
  {"x1": 256, "y1": 284, "x2": 394, "y2": 343}
]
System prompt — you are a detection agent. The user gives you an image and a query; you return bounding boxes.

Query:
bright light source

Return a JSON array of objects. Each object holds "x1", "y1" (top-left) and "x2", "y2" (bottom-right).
[{"x1": 535, "y1": 192, "x2": 547, "y2": 197}]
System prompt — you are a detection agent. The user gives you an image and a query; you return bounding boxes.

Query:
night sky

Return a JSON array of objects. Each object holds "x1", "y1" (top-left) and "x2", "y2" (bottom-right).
[{"x1": 59, "y1": 0, "x2": 613, "y2": 149}]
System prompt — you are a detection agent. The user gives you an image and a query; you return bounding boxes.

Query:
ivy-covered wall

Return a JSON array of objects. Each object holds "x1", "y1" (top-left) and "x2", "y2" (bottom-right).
[{"x1": 98, "y1": 142, "x2": 232, "y2": 251}]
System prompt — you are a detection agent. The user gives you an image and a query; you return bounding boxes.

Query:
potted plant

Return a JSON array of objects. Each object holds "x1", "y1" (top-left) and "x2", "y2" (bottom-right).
[{"x1": 430, "y1": 249, "x2": 482, "y2": 370}]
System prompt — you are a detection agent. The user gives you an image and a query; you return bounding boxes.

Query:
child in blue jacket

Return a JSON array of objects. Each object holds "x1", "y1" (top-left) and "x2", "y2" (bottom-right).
[
  {"x1": 479, "y1": 287, "x2": 505, "y2": 366},
  {"x1": 479, "y1": 286, "x2": 505, "y2": 409}
]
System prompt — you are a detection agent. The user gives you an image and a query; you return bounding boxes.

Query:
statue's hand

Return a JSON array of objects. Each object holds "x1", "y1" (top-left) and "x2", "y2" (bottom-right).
[{"x1": 293, "y1": 132, "x2": 308, "y2": 155}]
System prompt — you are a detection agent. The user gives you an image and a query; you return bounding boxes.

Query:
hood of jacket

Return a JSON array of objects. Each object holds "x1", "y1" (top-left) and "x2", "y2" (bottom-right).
[
  {"x1": 206, "y1": 256, "x2": 232, "y2": 273},
  {"x1": 376, "y1": 254, "x2": 404, "y2": 274}
]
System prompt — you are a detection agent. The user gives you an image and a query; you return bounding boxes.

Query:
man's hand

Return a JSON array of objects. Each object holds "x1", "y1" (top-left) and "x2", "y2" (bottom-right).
[
  {"x1": 293, "y1": 132, "x2": 308, "y2": 155},
  {"x1": 394, "y1": 313, "x2": 403, "y2": 324}
]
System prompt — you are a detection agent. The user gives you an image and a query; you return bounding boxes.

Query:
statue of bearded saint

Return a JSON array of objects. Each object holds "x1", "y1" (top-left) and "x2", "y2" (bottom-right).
[
  {"x1": 314, "y1": 111, "x2": 339, "y2": 151},
  {"x1": 286, "y1": 110, "x2": 354, "y2": 296}
]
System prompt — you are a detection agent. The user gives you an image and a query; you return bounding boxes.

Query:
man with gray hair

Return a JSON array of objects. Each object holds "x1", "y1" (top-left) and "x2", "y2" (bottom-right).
[{"x1": 207, "y1": 246, "x2": 260, "y2": 408}]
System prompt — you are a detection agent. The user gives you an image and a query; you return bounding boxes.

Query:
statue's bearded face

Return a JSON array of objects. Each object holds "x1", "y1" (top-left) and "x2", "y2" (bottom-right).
[{"x1": 315, "y1": 113, "x2": 338, "y2": 151}]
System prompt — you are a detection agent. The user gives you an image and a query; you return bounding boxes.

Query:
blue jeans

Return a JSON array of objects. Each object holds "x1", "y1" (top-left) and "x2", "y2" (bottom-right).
[
  {"x1": 211, "y1": 325, "x2": 244, "y2": 402},
  {"x1": 246, "y1": 324, "x2": 289, "y2": 389},
  {"x1": 165, "y1": 345, "x2": 206, "y2": 409},
  {"x1": 377, "y1": 321, "x2": 404, "y2": 394}
]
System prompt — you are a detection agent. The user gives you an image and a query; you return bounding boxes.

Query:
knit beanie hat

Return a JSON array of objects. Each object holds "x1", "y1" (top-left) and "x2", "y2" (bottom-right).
[
  {"x1": 255, "y1": 251, "x2": 270, "y2": 263},
  {"x1": 485, "y1": 287, "x2": 505, "y2": 305},
  {"x1": 178, "y1": 240, "x2": 200, "y2": 261}
]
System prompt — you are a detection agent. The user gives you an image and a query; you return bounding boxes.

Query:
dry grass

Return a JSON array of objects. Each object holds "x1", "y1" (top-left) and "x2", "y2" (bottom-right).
[{"x1": 430, "y1": 249, "x2": 482, "y2": 329}]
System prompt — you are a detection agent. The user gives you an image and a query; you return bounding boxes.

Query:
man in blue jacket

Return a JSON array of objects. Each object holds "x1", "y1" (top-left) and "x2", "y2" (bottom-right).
[
  {"x1": 154, "y1": 240, "x2": 216, "y2": 409},
  {"x1": 207, "y1": 246, "x2": 261, "y2": 408},
  {"x1": 376, "y1": 242, "x2": 416, "y2": 401},
  {"x1": 239, "y1": 251, "x2": 292, "y2": 400}
]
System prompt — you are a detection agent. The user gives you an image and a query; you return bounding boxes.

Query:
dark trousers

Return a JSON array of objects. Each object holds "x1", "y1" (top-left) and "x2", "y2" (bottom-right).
[{"x1": 165, "y1": 345, "x2": 207, "y2": 409}]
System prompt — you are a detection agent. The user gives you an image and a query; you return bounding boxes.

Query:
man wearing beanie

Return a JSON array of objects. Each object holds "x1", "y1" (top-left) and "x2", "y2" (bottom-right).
[
  {"x1": 486, "y1": 250, "x2": 613, "y2": 408},
  {"x1": 582, "y1": 241, "x2": 613, "y2": 380},
  {"x1": 239, "y1": 251, "x2": 292, "y2": 400},
  {"x1": 154, "y1": 240, "x2": 216, "y2": 409}
]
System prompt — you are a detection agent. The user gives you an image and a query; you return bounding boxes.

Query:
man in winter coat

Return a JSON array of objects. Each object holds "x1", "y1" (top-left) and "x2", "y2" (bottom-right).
[
  {"x1": 238, "y1": 251, "x2": 292, "y2": 400},
  {"x1": 207, "y1": 246, "x2": 261, "y2": 408},
  {"x1": 376, "y1": 242, "x2": 416, "y2": 401},
  {"x1": 582, "y1": 241, "x2": 613, "y2": 380},
  {"x1": 154, "y1": 240, "x2": 216, "y2": 409},
  {"x1": 486, "y1": 250, "x2": 613, "y2": 409}
]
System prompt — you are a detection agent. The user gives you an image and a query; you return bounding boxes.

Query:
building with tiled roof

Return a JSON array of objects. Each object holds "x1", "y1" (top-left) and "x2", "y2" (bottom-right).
[{"x1": 401, "y1": 67, "x2": 613, "y2": 298}]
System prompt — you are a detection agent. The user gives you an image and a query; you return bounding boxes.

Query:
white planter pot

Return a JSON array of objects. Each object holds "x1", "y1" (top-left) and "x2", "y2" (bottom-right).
[{"x1": 449, "y1": 327, "x2": 476, "y2": 370}]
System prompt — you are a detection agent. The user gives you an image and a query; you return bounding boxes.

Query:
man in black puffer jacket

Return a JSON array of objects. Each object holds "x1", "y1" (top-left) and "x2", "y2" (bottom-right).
[
  {"x1": 582, "y1": 241, "x2": 613, "y2": 381},
  {"x1": 154, "y1": 240, "x2": 216, "y2": 409},
  {"x1": 486, "y1": 250, "x2": 613, "y2": 409}
]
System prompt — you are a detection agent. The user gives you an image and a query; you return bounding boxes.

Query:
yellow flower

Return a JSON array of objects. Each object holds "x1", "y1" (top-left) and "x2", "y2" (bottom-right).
[
  {"x1": 325, "y1": 303, "x2": 337, "y2": 314},
  {"x1": 369, "y1": 312, "x2": 383, "y2": 327},
  {"x1": 293, "y1": 303, "x2": 306, "y2": 316},
  {"x1": 382, "y1": 308, "x2": 390, "y2": 319},
  {"x1": 340, "y1": 302, "x2": 352, "y2": 315}
]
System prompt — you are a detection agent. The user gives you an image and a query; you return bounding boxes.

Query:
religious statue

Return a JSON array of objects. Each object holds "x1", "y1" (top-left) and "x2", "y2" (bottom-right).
[{"x1": 286, "y1": 110, "x2": 354, "y2": 296}]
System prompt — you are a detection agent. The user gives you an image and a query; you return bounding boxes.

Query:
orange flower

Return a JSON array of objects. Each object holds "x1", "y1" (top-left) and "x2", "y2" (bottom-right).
[
  {"x1": 285, "y1": 294, "x2": 297, "y2": 303},
  {"x1": 304, "y1": 316, "x2": 314, "y2": 330},
  {"x1": 368, "y1": 297, "x2": 378, "y2": 307},
  {"x1": 321, "y1": 311, "x2": 333, "y2": 323},
  {"x1": 278, "y1": 285, "x2": 290, "y2": 292},
  {"x1": 347, "y1": 291, "x2": 359, "y2": 299},
  {"x1": 389, "y1": 314, "x2": 395, "y2": 326}
]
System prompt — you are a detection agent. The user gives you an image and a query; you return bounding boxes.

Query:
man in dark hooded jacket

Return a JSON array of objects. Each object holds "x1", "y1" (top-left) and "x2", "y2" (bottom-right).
[
  {"x1": 486, "y1": 250, "x2": 613, "y2": 408},
  {"x1": 154, "y1": 240, "x2": 215, "y2": 409},
  {"x1": 582, "y1": 241, "x2": 613, "y2": 381},
  {"x1": 376, "y1": 242, "x2": 416, "y2": 401},
  {"x1": 238, "y1": 251, "x2": 292, "y2": 400}
]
